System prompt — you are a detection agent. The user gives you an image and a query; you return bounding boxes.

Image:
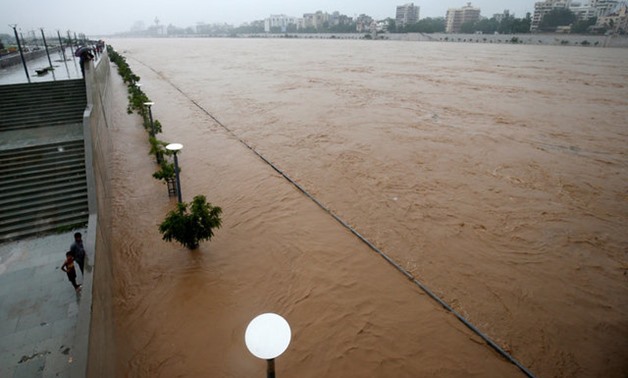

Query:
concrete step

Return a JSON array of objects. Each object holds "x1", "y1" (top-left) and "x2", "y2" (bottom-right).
[
  {"x1": 0, "y1": 79, "x2": 86, "y2": 132},
  {"x1": 0, "y1": 97, "x2": 85, "y2": 111},
  {"x1": 0, "y1": 119, "x2": 85, "y2": 132},
  {"x1": 0, "y1": 173, "x2": 86, "y2": 194},
  {"x1": 1, "y1": 164, "x2": 87, "y2": 184},
  {"x1": 0, "y1": 80, "x2": 85, "y2": 100},
  {"x1": 0, "y1": 123, "x2": 82, "y2": 132},
  {"x1": 1, "y1": 157, "x2": 86, "y2": 177},
  {"x1": 0, "y1": 212, "x2": 89, "y2": 243},
  {"x1": 1, "y1": 103, "x2": 86, "y2": 118},
  {"x1": 0, "y1": 149, "x2": 84, "y2": 170},
  {"x1": 0, "y1": 108, "x2": 85, "y2": 123},
  {"x1": 0, "y1": 184, "x2": 87, "y2": 207},
  {"x1": 0, "y1": 200, "x2": 87, "y2": 227},
  {"x1": 0, "y1": 144, "x2": 84, "y2": 165},
  {"x1": 0, "y1": 178, "x2": 86, "y2": 200},
  {"x1": 0, "y1": 90, "x2": 86, "y2": 103},
  {"x1": 0, "y1": 140, "x2": 83, "y2": 159},
  {"x1": 0, "y1": 168, "x2": 86, "y2": 189},
  {"x1": 0, "y1": 191, "x2": 88, "y2": 214},
  {"x1": 0, "y1": 197, "x2": 87, "y2": 222},
  {"x1": 0, "y1": 91, "x2": 85, "y2": 106},
  {"x1": 0, "y1": 96, "x2": 85, "y2": 113}
]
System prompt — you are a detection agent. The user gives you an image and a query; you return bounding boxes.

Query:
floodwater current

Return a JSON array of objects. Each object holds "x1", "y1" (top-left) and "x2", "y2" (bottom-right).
[{"x1": 106, "y1": 38, "x2": 628, "y2": 377}]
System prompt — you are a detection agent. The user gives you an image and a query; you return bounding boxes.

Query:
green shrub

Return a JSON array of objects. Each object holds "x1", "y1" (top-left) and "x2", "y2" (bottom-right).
[{"x1": 159, "y1": 195, "x2": 223, "y2": 249}]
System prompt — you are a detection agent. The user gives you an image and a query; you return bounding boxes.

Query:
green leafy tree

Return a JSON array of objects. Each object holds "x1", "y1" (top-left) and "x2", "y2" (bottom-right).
[
  {"x1": 513, "y1": 13, "x2": 533, "y2": 33},
  {"x1": 159, "y1": 195, "x2": 222, "y2": 249},
  {"x1": 460, "y1": 21, "x2": 477, "y2": 34},
  {"x1": 403, "y1": 17, "x2": 446, "y2": 33},
  {"x1": 475, "y1": 18, "x2": 499, "y2": 34},
  {"x1": 539, "y1": 8, "x2": 577, "y2": 31},
  {"x1": 153, "y1": 161, "x2": 176, "y2": 181},
  {"x1": 421, "y1": 17, "x2": 446, "y2": 33},
  {"x1": 571, "y1": 17, "x2": 597, "y2": 34}
]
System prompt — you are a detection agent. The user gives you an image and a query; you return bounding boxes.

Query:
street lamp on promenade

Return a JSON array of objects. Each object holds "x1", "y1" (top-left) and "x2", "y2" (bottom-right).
[
  {"x1": 245, "y1": 313, "x2": 292, "y2": 378},
  {"x1": 143, "y1": 102, "x2": 156, "y2": 137},
  {"x1": 40, "y1": 28, "x2": 56, "y2": 80},
  {"x1": 165, "y1": 143, "x2": 183, "y2": 203},
  {"x1": 9, "y1": 24, "x2": 30, "y2": 83}
]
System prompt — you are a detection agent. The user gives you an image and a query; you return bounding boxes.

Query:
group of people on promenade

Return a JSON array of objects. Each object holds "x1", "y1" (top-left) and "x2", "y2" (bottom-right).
[
  {"x1": 77, "y1": 39, "x2": 105, "y2": 77},
  {"x1": 61, "y1": 232, "x2": 86, "y2": 292}
]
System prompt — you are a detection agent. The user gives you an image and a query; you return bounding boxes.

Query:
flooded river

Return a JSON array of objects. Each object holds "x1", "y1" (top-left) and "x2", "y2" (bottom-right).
[{"x1": 106, "y1": 38, "x2": 628, "y2": 377}]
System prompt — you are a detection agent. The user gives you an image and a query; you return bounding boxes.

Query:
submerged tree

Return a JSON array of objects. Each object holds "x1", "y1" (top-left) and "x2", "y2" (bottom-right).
[{"x1": 159, "y1": 195, "x2": 222, "y2": 249}]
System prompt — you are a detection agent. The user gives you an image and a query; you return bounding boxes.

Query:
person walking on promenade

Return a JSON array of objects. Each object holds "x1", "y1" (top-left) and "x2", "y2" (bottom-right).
[
  {"x1": 76, "y1": 47, "x2": 94, "y2": 77},
  {"x1": 70, "y1": 232, "x2": 86, "y2": 275},
  {"x1": 61, "y1": 252, "x2": 82, "y2": 292}
]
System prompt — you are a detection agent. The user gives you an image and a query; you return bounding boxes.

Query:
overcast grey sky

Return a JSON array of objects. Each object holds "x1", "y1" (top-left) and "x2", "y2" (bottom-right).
[{"x1": 3, "y1": 0, "x2": 535, "y2": 36}]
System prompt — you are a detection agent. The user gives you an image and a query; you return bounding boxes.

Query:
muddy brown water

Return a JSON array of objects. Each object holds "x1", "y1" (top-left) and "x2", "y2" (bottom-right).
[{"x1": 105, "y1": 38, "x2": 628, "y2": 377}]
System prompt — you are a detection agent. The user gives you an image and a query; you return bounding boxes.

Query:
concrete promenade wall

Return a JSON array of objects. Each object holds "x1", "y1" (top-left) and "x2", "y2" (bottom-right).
[{"x1": 80, "y1": 51, "x2": 117, "y2": 378}]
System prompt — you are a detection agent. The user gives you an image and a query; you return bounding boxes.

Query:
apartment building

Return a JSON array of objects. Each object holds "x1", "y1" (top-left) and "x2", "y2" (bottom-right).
[
  {"x1": 300, "y1": 11, "x2": 330, "y2": 30},
  {"x1": 531, "y1": 0, "x2": 571, "y2": 31},
  {"x1": 445, "y1": 2, "x2": 481, "y2": 33},
  {"x1": 396, "y1": 3, "x2": 421, "y2": 28},
  {"x1": 598, "y1": 2, "x2": 628, "y2": 31},
  {"x1": 531, "y1": 0, "x2": 621, "y2": 31},
  {"x1": 590, "y1": 0, "x2": 622, "y2": 17},
  {"x1": 264, "y1": 14, "x2": 299, "y2": 32}
]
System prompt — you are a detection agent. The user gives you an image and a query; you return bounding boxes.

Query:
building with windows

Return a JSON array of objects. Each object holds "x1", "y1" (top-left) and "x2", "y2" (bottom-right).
[
  {"x1": 264, "y1": 15, "x2": 298, "y2": 33},
  {"x1": 597, "y1": 1, "x2": 628, "y2": 32},
  {"x1": 445, "y1": 3, "x2": 481, "y2": 33},
  {"x1": 531, "y1": 0, "x2": 571, "y2": 31},
  {"x1": 396, "y1": 3, "x2": 421, "y2": 28},
  {"x1": 356, "y1": 14, "x2": 374, "y2": 32},
  {"x1": 570, "y1": 2, "x2": 597, "y2": 21},
  {"x1": 300, "y1": 11, "x2": 330, "y2": 30},
  {"x1": 590, "y1": 0, "x2": 621, "y2": 17},
  {"x1": 531, "y1": 0, "x2": 621, "y2": 31}
]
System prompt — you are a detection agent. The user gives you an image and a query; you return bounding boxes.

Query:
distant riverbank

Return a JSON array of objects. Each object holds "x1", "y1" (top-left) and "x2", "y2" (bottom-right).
[{"x1": 112, "y1": 32, "x2": 628, "y2": 48}]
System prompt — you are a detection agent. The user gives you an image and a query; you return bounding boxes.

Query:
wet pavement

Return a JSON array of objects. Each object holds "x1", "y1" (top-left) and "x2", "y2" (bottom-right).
[
  {"x1": 0, "y1": 230, "x2": 87, "y2": 378},
  {"x1": 0, "y1": 48, "x2": 83, "y2": 85}
]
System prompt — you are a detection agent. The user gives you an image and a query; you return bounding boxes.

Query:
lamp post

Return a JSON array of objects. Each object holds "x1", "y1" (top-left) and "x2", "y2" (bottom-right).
[
  {"x1": 245, "y1": 313, "x2": 291, "y2": 378},
  {"x1": 143, "y1": 102, "x2": 156, "y2": 138},
  {"x1": 56, "y1": 30, "x2": 66, "y2": 60},
  {"x1": 165, "y1": 143, "x2": 183, "y2": 203},
  {"x1": 10, "y1": 24, "x2": 30, "y2": 83},
  {"x1": 40, "y1": 28, "x2": 56, "y2": 81}
]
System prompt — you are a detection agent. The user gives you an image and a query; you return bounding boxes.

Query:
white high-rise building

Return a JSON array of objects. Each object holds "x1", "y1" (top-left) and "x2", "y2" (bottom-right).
[
  {"x1": 396, "y1": 3, "x2": 421, "y2": 28},
  {"x1": 264, "y1": 15, "x2": 298, "y2": 33},
  {"x1": 445, "y1": 2, "x2": 481, "y2": 33}
]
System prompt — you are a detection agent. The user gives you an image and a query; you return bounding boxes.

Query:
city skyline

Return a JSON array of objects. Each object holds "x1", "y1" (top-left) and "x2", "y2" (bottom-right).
[{"x1": 2, "y1": 1, "x2": 535, "y2": 36}]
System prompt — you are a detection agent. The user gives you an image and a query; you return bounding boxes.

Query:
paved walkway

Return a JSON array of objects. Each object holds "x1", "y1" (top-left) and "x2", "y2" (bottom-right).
[
  {"x1": 0, "y1": 48, "x2": 82, "y2": 85},
  {"x1": 0, "y1": 230, "x2": 88, "y2": 378}
]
